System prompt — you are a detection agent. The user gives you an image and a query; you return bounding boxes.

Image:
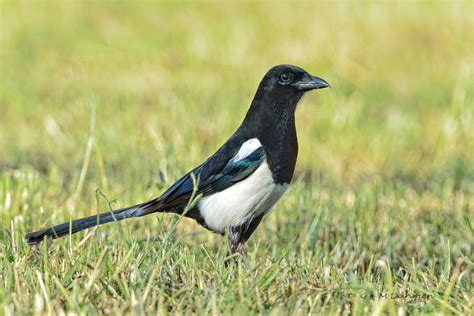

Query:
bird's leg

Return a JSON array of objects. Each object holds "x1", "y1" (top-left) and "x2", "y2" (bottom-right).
[
  {"x1": 228, "y1": 213, "x2": 265, "y2": 255},
  {"x1": 229, "y1": 227, "x2": 245, "y2": 254},
  {"x1": 225, "y1": 213, "x2": 265, "y2": 266}
]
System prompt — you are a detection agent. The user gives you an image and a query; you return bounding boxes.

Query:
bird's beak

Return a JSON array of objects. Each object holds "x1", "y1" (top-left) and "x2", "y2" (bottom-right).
[{"x1": 292, "y1": 74, "x2": 330, "y2": 91}]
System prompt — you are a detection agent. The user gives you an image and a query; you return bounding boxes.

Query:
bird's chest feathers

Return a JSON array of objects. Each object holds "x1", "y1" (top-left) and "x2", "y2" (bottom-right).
[
  {"x1": 198, "y1": 139, "x2": 288, "y2": 233},
  {"x1": 260, "y1": 121, "x2": 298, "y2": 183}
]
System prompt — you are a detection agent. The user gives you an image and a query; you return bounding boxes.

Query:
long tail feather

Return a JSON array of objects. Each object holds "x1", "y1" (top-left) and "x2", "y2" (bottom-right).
[{"x1": 25, "y1": 200, "x2": 162, "y2": 245}]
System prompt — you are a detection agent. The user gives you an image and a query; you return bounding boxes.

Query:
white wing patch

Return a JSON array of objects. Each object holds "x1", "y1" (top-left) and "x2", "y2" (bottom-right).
[
  {"x1": 231, "y1": 138, "x2": 262, "y2": 162},
  {"x1": 198, "y1": 159, "x2": 288, "y2": 233}
]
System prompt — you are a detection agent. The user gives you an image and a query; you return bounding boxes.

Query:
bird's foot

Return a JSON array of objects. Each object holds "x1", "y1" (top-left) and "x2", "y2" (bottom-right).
[
  {"x1": 224, "y1": 241, "x2": 244, "y2": 267},
  {"x1": 230, "y1": 241, "x2": 244, "y2": 254}
]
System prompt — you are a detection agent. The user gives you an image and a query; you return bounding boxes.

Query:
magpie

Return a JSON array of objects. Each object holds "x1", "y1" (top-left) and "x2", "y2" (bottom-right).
[{"x1": 25, "y1": 64, "x2": 330, "y2": 253}]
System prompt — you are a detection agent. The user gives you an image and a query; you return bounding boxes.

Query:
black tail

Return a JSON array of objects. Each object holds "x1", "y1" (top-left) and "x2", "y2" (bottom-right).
[{"x1": 25, "y1": 200, "x2": 161, "y2": 245}]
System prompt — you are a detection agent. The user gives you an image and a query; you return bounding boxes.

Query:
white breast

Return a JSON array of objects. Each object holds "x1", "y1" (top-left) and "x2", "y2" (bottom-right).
[{"x1": 198, "y1": 156, "x2": 288, "y2": 233}]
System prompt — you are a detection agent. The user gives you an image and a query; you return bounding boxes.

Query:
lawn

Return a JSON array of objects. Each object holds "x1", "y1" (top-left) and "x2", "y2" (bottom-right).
[{"x1": 0, "y1": 1, "x2": 473, "y2": 314}]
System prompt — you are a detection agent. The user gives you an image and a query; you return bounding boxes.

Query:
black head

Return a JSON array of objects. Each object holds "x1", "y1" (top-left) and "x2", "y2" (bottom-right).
[
  {"x1": 248, "y1": 64, "x2": 330, "y2": 115},
  {"x1": 248, "y1": 64, "x2": 330, "y2": 116},
  {"x1": 240, "y1": 64, "x2": 329, "y2": 135},
  {"x1": 261, "y1": 64, "x2": 330, "y2": 95}
]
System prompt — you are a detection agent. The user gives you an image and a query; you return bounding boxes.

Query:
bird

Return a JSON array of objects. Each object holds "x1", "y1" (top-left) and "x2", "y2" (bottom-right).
[{"x1": 25, "y1": 64, "x2": 330, "y2": 253}]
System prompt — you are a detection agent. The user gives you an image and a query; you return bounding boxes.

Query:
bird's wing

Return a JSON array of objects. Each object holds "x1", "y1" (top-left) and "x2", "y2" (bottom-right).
[{"x1": 156, "y1": 139, "x2": 266, "y2": 210}]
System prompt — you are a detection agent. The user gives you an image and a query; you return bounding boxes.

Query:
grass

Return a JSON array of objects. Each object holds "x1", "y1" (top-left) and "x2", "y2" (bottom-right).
[{"x1": 1, "y1": 1, "x2": 473, "y2": 314}]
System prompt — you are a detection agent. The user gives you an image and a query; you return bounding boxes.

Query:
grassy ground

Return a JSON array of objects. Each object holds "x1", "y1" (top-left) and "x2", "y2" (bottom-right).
[{"x1": 1, "y1": 1, "x2": 473, "y2": 314}]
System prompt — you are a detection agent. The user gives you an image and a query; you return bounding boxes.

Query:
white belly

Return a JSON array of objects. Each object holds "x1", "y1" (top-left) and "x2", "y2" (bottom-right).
[{"x1": 198, "y1": 160, "x2": 288, "y2": 233}]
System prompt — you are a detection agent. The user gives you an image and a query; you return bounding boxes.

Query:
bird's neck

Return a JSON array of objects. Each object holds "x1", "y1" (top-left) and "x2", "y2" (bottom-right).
[
  {"x1": 239, "y1": 88, "x2": 302, "y2": 137},
  {"x1": 238, "y1": 90, "x2": 302, "y2": 183}
]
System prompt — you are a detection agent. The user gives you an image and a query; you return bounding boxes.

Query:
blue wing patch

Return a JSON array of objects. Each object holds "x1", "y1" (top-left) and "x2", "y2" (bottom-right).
[
  {"x1": 201, "y1": 147, "x2": 266, "y2": 193},
  {"x1": 157, "y1": 147, "x2": 266, "y2": 210}
]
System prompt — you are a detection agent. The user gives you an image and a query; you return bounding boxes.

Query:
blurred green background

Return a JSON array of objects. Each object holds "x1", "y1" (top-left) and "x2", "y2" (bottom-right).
[
  {"x1": 1, "y1": 1, "x2": 473, "y2": 314},
  {"x1": 2, "y1": 1, "x2": 472, "y2": 181}
]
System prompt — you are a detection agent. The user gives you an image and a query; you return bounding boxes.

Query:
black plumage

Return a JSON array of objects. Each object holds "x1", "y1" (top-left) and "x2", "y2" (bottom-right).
[{"x1": 25, "y1": 64, "x2": 329, "y2": 253}]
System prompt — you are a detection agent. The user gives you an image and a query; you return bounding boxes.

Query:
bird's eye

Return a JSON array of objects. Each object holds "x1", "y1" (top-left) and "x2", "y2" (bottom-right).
[{"x1": 279, "y1": 73, "x2": 293, "y2": 85}]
